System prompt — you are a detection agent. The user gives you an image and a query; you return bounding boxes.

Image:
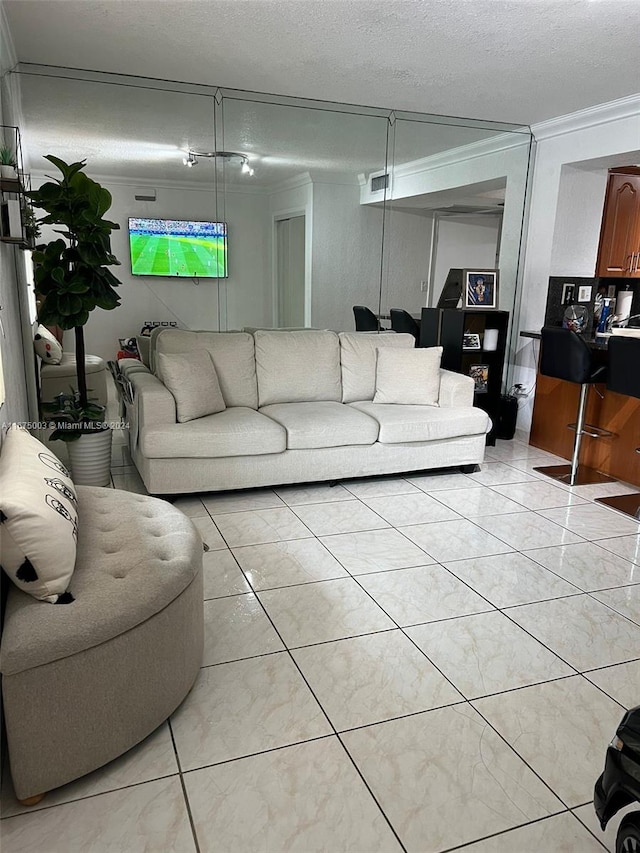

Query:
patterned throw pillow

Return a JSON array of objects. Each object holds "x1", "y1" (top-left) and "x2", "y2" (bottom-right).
[
  {"x1": 0, "y1": 426, "x2": 76, "y2": 603},
  {"x1": 33, "y1": 324, "x2": 63, "y2": 364}
]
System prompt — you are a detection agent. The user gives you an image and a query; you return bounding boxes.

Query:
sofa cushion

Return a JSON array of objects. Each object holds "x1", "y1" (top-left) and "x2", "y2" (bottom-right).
[
  {"x1": 0, "y1": 426, "x2": 76, "y2": 604},
  {"x1": 158, "y1": 350, "x2": 226, "y2": 423},
  {"x1": 350, "y1": 402, "x2": 490, "y2": 443},
  {"x1": 154, "y1": 329, "x2": 258, "y2": 409},
  {"x1": 374, "y1": 347, "x2": 443, "y2": 406},
  {"x1": 339, "y1": 332, "x2": 415, "y2": 403},
  {"x1": 260, "y1": 402, "x2": 379, "y2": 449},
  {"x1": 141, "y1": 407, "x2": 286, "y2": 459},
  {"x1": 255, "y1": 330, "x2": 342, "y2": 406}
]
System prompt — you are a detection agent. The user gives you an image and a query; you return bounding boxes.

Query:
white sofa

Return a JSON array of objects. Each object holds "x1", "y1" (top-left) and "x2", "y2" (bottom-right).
[{"x1": 122, "y1": 329, "x2": 491, "y2": 495}]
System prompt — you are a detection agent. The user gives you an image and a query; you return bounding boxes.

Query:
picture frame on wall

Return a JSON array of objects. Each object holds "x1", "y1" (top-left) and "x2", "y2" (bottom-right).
[
  {"x1": 577, "y1": 285, "x2": 593, "y2": 302},
  {"x1": 464, "y1": 269, "x2": 499, "y2": 309},
  {"x1": 469, "y1": 364, "x2": 489, "y2": 393}
]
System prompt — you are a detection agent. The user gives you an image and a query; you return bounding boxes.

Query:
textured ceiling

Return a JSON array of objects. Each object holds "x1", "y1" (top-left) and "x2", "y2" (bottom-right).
[{"x1": 5, "y1": 0, "x2": 640, "y2": 126}]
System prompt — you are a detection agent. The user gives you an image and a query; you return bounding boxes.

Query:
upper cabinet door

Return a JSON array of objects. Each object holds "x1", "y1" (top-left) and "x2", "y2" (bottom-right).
[{"x1": 596, "y1": 172, "x2": 640, "y2": 277}]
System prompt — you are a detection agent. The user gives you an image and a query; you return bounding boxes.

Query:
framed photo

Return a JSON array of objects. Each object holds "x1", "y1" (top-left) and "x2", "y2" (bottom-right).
[
  {"x1": 469, "y1": 364, "x2": 489, "y2": 394},
  {"x1": 462, "y1": 333, "x2": 481, "y2": 350},
  {"x1": 561, "y1": 283, "x2": 575, "y2": 305},
  {"x1": 464, "y1": 270, "x2": 498, "y2": 309},
  {"x1": 577, "y1": 285, "x2": 592, "y2": 302}
]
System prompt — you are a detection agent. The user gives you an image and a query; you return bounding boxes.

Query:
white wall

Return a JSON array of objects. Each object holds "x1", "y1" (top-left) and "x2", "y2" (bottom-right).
[
  {"x1": 513, "y1": 95, "x2": 640, "y2": 431},
  {"x1": 310, "y1": 180, "x2": 385, "y2": 331},
  {"x1": 432, "y1": 214, "x2": 502, "y2": 300},
  {"x1": 549, "y1": 166, "x2": 608, "y2": 276},
  {"x1": 33, "y1": 179, "x2": 272, "y2": 361},
  {"x1": 381, "y1": 208, "x2": 432, "y2": 317}
]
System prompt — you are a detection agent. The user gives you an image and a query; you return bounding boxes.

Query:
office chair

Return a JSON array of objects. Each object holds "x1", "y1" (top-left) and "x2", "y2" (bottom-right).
[
  {"x1": 390, "y1": 309, "x2": 420, "y2": 343},
  {"x1": 353, "y1": 305, "x2": 382, "y2": 332}
]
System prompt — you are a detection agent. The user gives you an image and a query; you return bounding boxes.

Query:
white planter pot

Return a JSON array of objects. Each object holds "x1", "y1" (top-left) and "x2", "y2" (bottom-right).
[
  {"x1": 0, "y1": 164, "x2": 16, "y2": 179},
  {"x1": 68, "y1": 429, "x2": 113, "y2": 487}
]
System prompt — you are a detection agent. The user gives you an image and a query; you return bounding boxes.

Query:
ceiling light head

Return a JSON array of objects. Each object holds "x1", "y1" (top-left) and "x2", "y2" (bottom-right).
[{"x1": 184, "y1": 149, "x2": 255, "y2": 176}]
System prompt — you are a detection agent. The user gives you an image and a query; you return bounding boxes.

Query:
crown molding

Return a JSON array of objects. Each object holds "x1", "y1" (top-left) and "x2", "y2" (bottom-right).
[
  {"x1": 30, "y1": 170, "x2": 267, "y2": 196},
  {"x1": 267, "y1": 172, "x2": 313, "y2": 194},
  {"x1": 391, "y1": 132, "x2": 531, "y2": 182},
  {"x1": 532, "y1": 94, "x2": 640, "y2": 142}
]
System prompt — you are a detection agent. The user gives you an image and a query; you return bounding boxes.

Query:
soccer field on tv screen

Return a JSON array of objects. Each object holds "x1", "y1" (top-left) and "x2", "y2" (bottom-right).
[{"x1": 129, "y1": 219, "x2": 228, "y2": 278}]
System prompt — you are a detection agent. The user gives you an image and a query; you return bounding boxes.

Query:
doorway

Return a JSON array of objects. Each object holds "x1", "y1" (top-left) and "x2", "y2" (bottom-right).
[{"x1": 276, "y1": 215, "x2": 306, "y2": 327}]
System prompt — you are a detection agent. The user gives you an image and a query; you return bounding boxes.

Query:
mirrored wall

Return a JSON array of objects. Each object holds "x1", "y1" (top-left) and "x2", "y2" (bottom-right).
[{"x1": 14, "y1": 64, "x2": 532, "y2": 372}]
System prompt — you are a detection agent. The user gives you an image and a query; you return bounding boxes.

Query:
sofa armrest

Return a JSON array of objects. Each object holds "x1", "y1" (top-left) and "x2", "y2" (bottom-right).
[
  {"x1": 129, "y1": 371, "x2": 177, "y2": 427},
  {"x1": 438, "y1": 369, "x2": 475, "y2": 407}
]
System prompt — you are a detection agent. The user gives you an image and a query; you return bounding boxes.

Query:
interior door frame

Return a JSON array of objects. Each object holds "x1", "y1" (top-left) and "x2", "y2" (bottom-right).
[{"x1": 272, "y1": 206, "x2": 312, "y2": 327}]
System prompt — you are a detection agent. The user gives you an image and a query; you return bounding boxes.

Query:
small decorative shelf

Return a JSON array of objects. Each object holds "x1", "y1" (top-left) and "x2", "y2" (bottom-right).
[{"x1": 1, "y1": 125, "x2": 33, "y2": 249}]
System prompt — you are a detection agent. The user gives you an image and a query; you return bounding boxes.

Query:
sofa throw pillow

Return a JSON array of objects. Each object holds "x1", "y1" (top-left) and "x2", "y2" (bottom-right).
[
  {"x1": 34, "y1": 324, "x2": 63, "y2": 364},
  {"x1": 0, "y1": 426, "x2": 77, "y2": 603},
  {"x1": 374, "y1": 346, "x2": 443, "y2": 406},
  {"x1": 158, "y1": 350, "x2": 226, "y2": 423}
]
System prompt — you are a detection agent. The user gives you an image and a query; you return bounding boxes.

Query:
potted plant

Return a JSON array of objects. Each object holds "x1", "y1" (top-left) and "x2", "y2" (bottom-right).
[
  {"x1": 22, "y1": 203, "x2": 41, "y2": 247},
  {"x1": 29, "y1": 155, "x2": 121, "y2": 486},
  {"x1": 0, "y1": 144, "x2": 16, "y2": 179}
]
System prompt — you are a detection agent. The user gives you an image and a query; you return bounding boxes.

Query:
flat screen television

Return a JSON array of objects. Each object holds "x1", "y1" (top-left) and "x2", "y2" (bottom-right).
[{"x1": 128, "y1": 218, "x2": 227, "y2": 278}]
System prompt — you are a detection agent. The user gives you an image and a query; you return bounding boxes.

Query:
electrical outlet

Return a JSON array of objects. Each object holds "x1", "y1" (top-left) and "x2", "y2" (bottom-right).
[{"x1": 420, "y1": 280, "x2": 428, "y2": 292}]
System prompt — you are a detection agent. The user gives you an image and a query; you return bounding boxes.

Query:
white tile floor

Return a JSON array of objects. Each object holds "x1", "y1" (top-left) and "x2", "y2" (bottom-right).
[{"x1": 1, "y1": 433, "x2": 639, "y2": 852}]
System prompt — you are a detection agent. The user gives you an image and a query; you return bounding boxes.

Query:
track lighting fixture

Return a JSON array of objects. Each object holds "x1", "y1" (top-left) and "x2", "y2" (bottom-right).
[{"x1": 182, "y1": 150, "x2": 254, "y2": 175}]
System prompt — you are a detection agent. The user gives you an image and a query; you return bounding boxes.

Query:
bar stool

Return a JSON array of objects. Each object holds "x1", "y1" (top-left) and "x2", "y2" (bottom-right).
[
  {"x1": 353, "y1": 305, "x2": 383, "y2": 332},
  {"x1": 596, "y1": 336, "x2": 640, "y2": 519},
  {"x1": 390, "y1": 309, "x2": 420, "y2": 343},
  {"x1": 534, "y1": 327, "x2": 614, "y2": 487}
]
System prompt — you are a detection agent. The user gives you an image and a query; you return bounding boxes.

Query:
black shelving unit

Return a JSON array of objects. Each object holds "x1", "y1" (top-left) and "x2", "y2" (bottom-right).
[{"x1": 421, "y1": 308, "x2": 509, "y2": 445}]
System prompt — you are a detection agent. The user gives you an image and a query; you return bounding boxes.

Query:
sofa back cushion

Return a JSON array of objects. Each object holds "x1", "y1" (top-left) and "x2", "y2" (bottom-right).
[
  {"x1": 254, "y1": 330, "x2": 342, "y2": 407},
  {"x1": 339, "y1": 332, "x2": 415, "y2": 403},
  {"x1": 153, "y1": 329, "x2": 258, "y2": 409}
]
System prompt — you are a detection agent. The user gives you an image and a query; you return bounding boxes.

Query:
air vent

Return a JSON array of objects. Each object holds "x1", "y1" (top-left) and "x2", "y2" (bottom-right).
[{"x1": 370, "y1": 173, "x2": 389, "y2": 193}]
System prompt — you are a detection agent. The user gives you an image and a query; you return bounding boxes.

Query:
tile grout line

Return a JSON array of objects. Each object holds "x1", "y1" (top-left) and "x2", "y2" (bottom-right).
[
  {"x1": 246, "y1": 575, "x2": 411, "y2": 853},
  {"x1": 167, "y1": 720, "x2": 202, "y2": 853},
  {"x1": 99, "y1": 457, "x2": 635, "y2": 848}
]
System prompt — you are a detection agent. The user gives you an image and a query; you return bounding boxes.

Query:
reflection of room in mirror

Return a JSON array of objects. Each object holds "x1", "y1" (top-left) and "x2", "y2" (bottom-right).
[{"x1": 18, "y1": 66, "x2": 531, "y2": 360}]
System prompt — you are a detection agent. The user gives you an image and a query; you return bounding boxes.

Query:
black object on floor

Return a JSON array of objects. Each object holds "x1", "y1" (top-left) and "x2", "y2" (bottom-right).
[{"x1": 494, "y1": 395, "x2": 519, "y2": 441}]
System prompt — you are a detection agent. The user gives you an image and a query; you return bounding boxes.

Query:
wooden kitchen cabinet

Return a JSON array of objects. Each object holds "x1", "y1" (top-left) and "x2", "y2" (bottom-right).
[{"x1": 596, "y1": 169, "x2": 640, "y2": 278}]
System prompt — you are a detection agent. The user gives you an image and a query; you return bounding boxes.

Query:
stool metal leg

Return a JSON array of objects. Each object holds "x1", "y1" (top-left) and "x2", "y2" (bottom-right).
[
  {"x1": 569, "y1": 384, "x2": 588, "y2": 485},
  {"x1": 534, "y1": 383, "x2": 615, "y2": 487}
]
